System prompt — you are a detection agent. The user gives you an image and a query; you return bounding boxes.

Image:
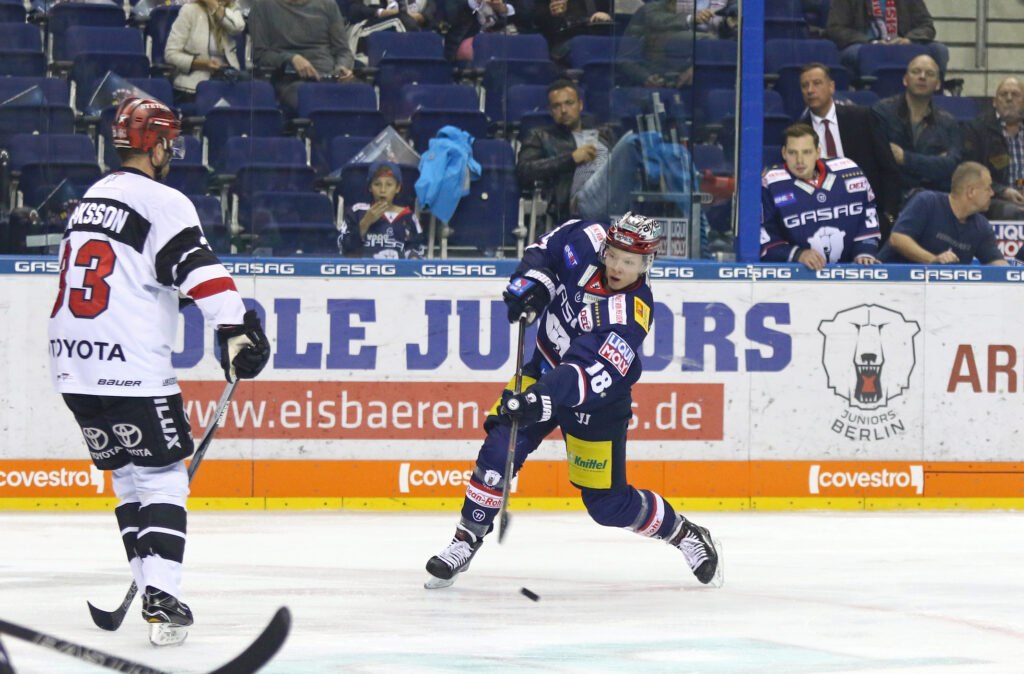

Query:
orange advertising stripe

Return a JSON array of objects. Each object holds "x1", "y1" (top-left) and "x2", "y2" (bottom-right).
[
  {"x1": 179, "y1": 381, "x2": 725, "y2": 441},
  {"x1": 5, "y1": 460, "x2": 1024, "y2": 499}
]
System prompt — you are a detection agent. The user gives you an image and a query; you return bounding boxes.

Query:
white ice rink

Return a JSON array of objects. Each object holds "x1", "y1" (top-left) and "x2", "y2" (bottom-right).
[{"x1": 1, "y1": 509, "x2": 1022, "y2": 673}]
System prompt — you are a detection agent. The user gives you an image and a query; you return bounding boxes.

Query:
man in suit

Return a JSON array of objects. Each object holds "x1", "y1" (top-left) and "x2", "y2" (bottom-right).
[{"x1": 798, "y1": 62, "x2": 902, "y2": 237}]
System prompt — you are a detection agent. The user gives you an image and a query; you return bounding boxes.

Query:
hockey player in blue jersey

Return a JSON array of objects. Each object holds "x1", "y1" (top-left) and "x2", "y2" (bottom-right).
[
  {"x1": 424, "y1": 212, "x2": 721, "y2": 588},
  {"x1": 761, "y1": 124, "x2": 882, "y2": 270}
]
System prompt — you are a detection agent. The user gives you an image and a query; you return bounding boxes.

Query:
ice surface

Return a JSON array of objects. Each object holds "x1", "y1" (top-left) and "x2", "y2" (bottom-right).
[{"x1": 0, "y1": 510, "x2": 1022, "y2": 673}]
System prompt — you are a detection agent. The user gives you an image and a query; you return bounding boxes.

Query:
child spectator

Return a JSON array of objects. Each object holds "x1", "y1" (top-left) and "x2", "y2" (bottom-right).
[{"x1": 338, "y1": 162, "x2": 426, "y2": 258}]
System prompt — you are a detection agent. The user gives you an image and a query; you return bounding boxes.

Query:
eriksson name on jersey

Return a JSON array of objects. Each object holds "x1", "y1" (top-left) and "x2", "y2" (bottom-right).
[{"x1": 68, "y1": 202, "x2": 130, "y2": 234}]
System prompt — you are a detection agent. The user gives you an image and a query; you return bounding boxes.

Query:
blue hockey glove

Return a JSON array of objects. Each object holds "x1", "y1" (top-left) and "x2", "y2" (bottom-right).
[
  {"x1": 499, "y1": 382, "x2": 554, "y2": 427},
  {"x1": 502, "y1": 268, "x2": 556, "y2": 325},
  {"x1": 217, "y1": 310, "x2": 271, "y2": 382}
]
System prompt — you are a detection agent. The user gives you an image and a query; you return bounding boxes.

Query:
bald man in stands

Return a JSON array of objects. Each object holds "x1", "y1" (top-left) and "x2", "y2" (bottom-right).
[{"x1": 879, "y1": 161, "x2": 1008, "y2": 265}]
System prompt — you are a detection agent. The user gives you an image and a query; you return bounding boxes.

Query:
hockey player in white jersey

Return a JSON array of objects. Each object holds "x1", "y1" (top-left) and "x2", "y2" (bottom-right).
[{"x1": 48, "y1": 98, "x2": 271, "y2": 646}]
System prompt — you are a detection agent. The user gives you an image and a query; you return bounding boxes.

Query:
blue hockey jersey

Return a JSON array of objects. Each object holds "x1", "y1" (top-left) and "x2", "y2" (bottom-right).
[
  {"x1": 338, "y1": 204, "x2": 425, "y2": 259},
  {"x1": 760, "y1": 157, "x2": 881, "y2": 263},
  {"x1": 513, "y1": 219, "x2": 653, "y2": 413}
]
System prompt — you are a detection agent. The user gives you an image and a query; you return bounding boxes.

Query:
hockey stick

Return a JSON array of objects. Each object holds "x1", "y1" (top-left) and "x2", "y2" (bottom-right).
[
  {"x1": 88, "y1": 380, "x2": 240, "y2": 631},
  {"x1": 0, "y1": 606, "x2": 290, "y2": 674},
  {"x1": 0, "y1": 635, "x2": 14, "y2": 674},
  {"x1": 497, "y1": 316, "x2": 528, "y2": 544}
]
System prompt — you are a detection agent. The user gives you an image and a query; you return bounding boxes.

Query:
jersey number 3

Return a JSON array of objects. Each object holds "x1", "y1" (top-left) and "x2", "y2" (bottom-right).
[{"x1": 51, "y1": 239, "x2": 116, "y2": 319}]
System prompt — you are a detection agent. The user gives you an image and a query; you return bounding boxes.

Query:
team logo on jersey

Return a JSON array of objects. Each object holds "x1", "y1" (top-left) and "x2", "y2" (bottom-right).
[
  {"x1": 818, "y1": 305, "x2": 920, "y2": 441},
  {"x1": 563, "y1": 244, "x2": 579, "y2": 268},
  {"x1": 578, "y1": 305, "x2": 595, "y2": 332},
  {"x1": 808, "y1": 226, "x2": 846, "y2": 263},
  {"x1": 81, "y1": 427, "x2": 109, "y2": 451},
  {"x1": 844, "y1": 177, "x2": 869, "y2": 193},
  {"x1": 773, "y1": 192, "x2": 796, "y2": 206},
  {"x1": 609, "y1": 295, "x2": 628, "y2": 325},
  {"x1": 598, "y1": 332, "x2": 635, "y2": 376},
  {"x1": 816, "y1": 192, "x2": 827, "y2": 203},
  {"x1": 633, "y1": 297, "x2": 651, "y2": 332},
  {"x1": 112, "y1": 423, "x2": 143, "y2": 448}
]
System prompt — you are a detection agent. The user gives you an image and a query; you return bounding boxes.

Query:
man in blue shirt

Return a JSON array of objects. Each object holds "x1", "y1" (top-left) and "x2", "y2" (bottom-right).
[{"x1": 878, "y1": 161, "x2": 1008, "y2": 265}]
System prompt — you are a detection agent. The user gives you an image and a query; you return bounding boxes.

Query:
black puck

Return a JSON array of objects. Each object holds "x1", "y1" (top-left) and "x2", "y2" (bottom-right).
[{"x1": 520, "y1": 587, "x2": 540, "y2": 601}]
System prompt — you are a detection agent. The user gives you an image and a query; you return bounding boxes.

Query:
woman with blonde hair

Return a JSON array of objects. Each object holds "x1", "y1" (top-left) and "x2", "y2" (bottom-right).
[{"x1": 165, "y1": 0, "x2": 246, "y2": 100}]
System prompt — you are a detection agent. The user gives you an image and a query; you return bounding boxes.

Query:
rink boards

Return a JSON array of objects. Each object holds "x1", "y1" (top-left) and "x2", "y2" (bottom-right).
[{"x1": 3, "y1": 257, "x2": 1024, "y2": 510}]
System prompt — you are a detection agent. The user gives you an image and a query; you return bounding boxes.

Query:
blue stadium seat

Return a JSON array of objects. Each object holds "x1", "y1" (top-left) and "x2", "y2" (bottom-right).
[
  {"x1": 186, "y1": 193, "x2": 229, "y2": 253},
  {"x1": 857, "y1": 43, "x2": 931, "y2": 96},
  {"x1": 366, "y1": 31, "x2": 446, "y2": 67},
  {"x1": 194, "y1": 80, "x2": 284, "y2": 170},
  {"x1": 297, "y1": 82, "x2": 386, "y2": 171},
  {"x1": 396, "y1": 84, "x2": 487, "y2": 151},
  {"x1": 144, "y1": 4, "x2": 180, "y2": 66},
  {"x1": 693, "y1": 39, "x2": 738, "y2": 92},
  {"x1": 443, "y1": 167, "x2": 519, "y2": 255},
  {"x1": 222, "y1": 136, "x2": 315, "y2": 195},
  {"x1": 765, "y1": 38, "x2": 851, "y2": 119},
  {"x1": 472, "y1": 138, "x2": 515, "y2": 172},
  {"x1": 566, "y1": 35, "x2": 641, "y2": 69},
  {"x1": 0, "y1": 77, "x2": 70, "y2": 107},
  {"x1": 7, "y1": 133, "x2": 102, "y2": 208},
  {"x1": 0, "y1": 23, "x2": 46, "y2": 77},
  {"x1": 763, "y1": 144, "x2": 783, "y2": 168},
  {"x1": 932, "y1": 95, "x2": 978, "y2": 122},
  {"x1": 0, "y1": 104, "x2": 75, "y2": 149},
  {"x1": 238, "y1": 191, "x2": 337, "y2": 256},
  {"x1": 0, "y1": 0, "x2": 26, "y2": 23},
  {"x1": 63, "y1": 26, "x2": 151, "y2": 110},
  {"x1": 504, "y1": 83, "x2": 552, "y2": 138},
  {"x1": 326, "y1": 135, "x2": 375, "y2": 173},
  {"x1": 47, "y1": 1, "x2": 127, "y2": 63}
]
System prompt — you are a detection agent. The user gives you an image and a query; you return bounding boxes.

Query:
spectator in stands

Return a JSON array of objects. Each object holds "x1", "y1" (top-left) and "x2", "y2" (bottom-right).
[
  {"x1": 516, "y1": 79, "x2": 618, "y2": 224},
  {"x1": 619, "y1": 0, "x2": 696, "y2": 88},
  {"x1": 250, "y1": 0, "x2": 355, "y2": 111},
  {"x1": 872, "y1": 54, "x2": 960, "y2": 199},
  {"x1": 164, "y1": 0, "x2": 246, "y2": 102},
  {"x1": 443, "y1": 0, "x2": 519, "y2": 62},
  {"x1": 826, "y1": 0, "x2": 948, "y2": 76},
  {"x1": 534, "y1": 0, "x2": 611, "y2": 64},
  {"x1": 338, "y1": 161, "x2": 426, "y2": 258},
  {"x1": 798, "y1": 62, "x2": 901, "y2": 233},
  {"x1": 761, "y1": 124, "x2": 881, "y2": 269},
  {"x1": 878, "y1": 161, "x2": 1007, "y2": 265},
  {"x1": 347, "y1": 0, "x2": 436, "y2": 32},
  {"x1": 962, "y1": 76, "x2": 1024, "y2": 220}
]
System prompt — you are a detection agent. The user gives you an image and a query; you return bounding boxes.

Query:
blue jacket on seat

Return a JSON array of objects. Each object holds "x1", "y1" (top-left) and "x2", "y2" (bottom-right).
[{"x1": 414, "y1": 125, "x2": 481, "y2": 224}]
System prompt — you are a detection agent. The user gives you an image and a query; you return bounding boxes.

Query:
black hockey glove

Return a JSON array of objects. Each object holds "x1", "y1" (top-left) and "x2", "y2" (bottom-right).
[
  {"x1": 499, "y1": 382, "x2": 554, "y2": 427},
  {"x1": 502, "y1": 268, "x2": 555, "y2": 325},
  {"x1": 217, "y1": 310, "x2": 271, "y2": 382}
]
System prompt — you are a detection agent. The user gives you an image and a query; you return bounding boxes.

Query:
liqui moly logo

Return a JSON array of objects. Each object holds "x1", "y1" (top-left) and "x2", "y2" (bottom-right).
[{"x1": 808, "y1": 464, "x2": 924, "y2": 495}]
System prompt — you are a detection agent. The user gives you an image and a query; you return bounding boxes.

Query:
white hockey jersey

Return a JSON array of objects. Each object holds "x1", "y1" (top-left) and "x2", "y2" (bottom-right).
[{"x1": 48, "y1": 169, "x2": 246, "y2": 397}]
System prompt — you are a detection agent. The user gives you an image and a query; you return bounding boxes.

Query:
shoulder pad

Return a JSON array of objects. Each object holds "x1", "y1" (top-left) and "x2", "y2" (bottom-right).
[
  {"x1": 583, "y1": 223, "x2": 607, "y2": 252},
  {"x1": 825, "y1": 157, "x2": 858, "y2": 172},
  {"x1": 762, "y1": 168, "x2": 790, "y2": 187}
]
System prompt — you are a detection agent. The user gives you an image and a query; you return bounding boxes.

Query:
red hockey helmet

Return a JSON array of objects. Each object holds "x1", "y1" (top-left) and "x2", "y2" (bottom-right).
[
  {"x1": 112, "y1": 98, "x2": 184, "y2": 157},
  {"x1": 601, "y1": 212, "x2": 663, "y2": 272}
]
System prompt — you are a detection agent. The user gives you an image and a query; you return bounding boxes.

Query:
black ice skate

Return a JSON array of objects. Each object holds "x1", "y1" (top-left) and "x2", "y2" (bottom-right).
[
  {"x1": 142, "y1": 586, "x2": 193, "y2": 646},
  {"x1": 669, "y1": 517, "x2": 723, "y2": 587},
  {"x1": 424, "y1": 526, "x2": 483, "y2": 589}
]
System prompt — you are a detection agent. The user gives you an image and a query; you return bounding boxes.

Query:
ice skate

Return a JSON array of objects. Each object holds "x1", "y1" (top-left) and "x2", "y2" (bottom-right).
[
  {"x1": 424, "y1": 526, "x2": 482, "y2": 589},
  {"x1": 142, "y1": 586, "x2": 193, "y2": 646},
  {"x1": 669, "y1": 517, "x2": 723, "y2": 587}
]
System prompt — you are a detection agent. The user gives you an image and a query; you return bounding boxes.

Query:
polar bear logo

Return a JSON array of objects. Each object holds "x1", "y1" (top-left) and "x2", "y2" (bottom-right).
[
  {"x1": 818, "y1": 304, "x2": 920, "y2": 410},
  {"x1": 808, "y1": 226, "x2": 846, "y2": 263}
]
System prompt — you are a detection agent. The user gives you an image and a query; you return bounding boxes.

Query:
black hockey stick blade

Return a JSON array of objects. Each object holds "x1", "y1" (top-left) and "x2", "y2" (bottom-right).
[
  {"x1": 207, "y1": 606, "x2": 291, "y2": 674},
  {"x1": 88, "y1": 381, "x2": 239, "y2": 630},
  {"x1": 0, "y1": 635, "x2": 15, "y2": 674},
  {"x1": 0, "y1": 606, "x2": 290, "y2": 674},
  {"x1": 87, "y1": 581, "x2": 137, "y2": 631}
]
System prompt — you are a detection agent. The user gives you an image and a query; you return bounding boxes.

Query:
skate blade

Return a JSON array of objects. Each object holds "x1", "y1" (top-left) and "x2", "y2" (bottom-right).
[
  {"x1": 707, "y1": 537, "x2": 724, "y2": 589},
  {"x1": 149, "y1": 622, "x2": 189, "y2": 647},
  {"x1": 423, "y1": 574, "x2": 457, "y2": 589}
]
